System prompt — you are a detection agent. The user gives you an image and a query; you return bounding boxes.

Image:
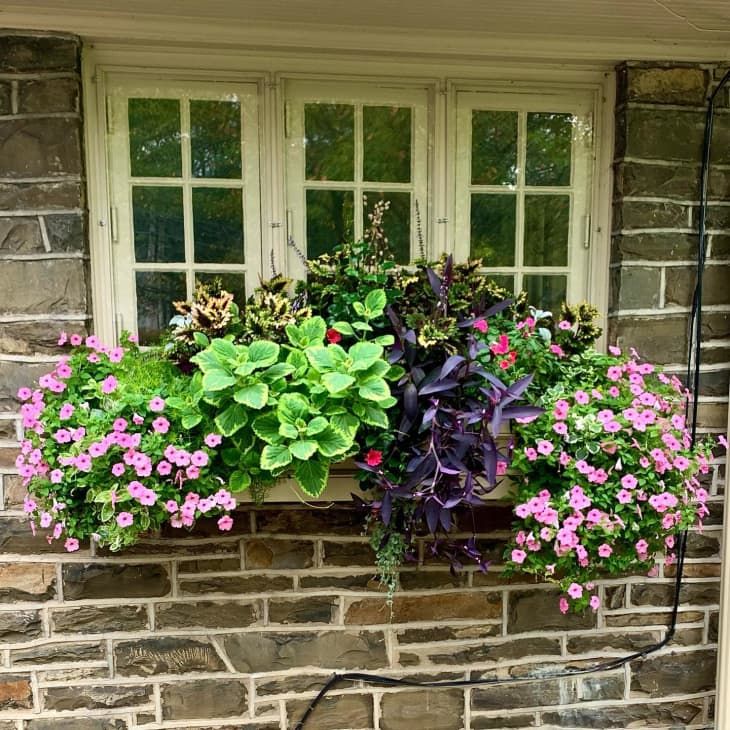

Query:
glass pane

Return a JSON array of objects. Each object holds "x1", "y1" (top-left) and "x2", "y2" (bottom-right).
[
  {"x1": 190, "y1": 100, "x2": 242, "y2": 179},
  {"x1": 306, "y1": 189, "x2": 354, "y2": 258},
  {"x1": 485, "y1": 274, "x2": 515, "y2": 293},
  {"x1": 524, "y1": 194, "x2": 570, "y2": 267},
  {"x1": 524, "y1": 275, "x2": 567, "y2": 313},
  {"x1": 195, "y1": 272, "x2": 246, "y2": 306},
  {"x1": 526, "y1": 112, "x2": 573, "y2": 186},
  {"x1": 471, "y1": 110, "x2": 518, "y2": 186},
  {"x1": 364, "y1": 191, "x2": 411, "y2": 264},
  {"x1": 128, "y1": 98, "x2": 181, "y2": 178},
  {"x1": 305, "y1": 104, "x2": 354, "y2": 181},
  {"x1": 192, "y1": 188, "x2": 244, "y2": 264},
  {"x1": 363, "y1": 106, "x2": 412, "y2": 183},
  {"x1": 135, "y1": 271, "x2": 186, "y2": 345},
  {"x1": 470, "y1": 193, "x2": 516, "y2": 266},
  {"x1": 132, "y1": 186, "x2": 185, "y2": 263}
]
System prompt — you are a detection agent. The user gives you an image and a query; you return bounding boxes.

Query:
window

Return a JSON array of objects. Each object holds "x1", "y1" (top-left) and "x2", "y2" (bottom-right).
[
  {"x1": 284, "y1": 81, "x2": 429, "y2": 278},
  {"x1": 98, "y1": 73, "x2": 601, "y2": 343},
  {"x1": 105, "y1": 79, "x2": 261, "y2": 343},
  {"x1": 454, "y1": 90, "x2": 593, "y2": 310}
]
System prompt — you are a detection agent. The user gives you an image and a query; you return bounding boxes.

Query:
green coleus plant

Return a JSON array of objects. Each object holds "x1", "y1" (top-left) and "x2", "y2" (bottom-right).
[{"x1": 187, "y1": 293, "x2": 398, "y2": 498}]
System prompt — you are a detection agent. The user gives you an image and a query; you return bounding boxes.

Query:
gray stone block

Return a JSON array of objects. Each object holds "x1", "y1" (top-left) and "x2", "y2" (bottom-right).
[
  {"x1": 0, "y1": 118, "x2": 82, "y2": 177},
  {"x1": 18, "y1": 78, "x2": 80, "y2": 114},
  {"x1": 0, "y1": 34, "x2": 79, "y2": 73}
]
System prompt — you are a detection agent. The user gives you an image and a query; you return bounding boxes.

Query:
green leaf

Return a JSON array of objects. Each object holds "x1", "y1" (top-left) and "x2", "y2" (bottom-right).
[
  {"x1": 165, "y1": 396, "x2": 187, "y2": 409},
  {"x1": 230, "y1": 470, "x2": 251, "y2": 491},
  {"x1": 261, "y1": 362, "x2": 295, "y2": 383},
  {"x1": 358, "y1": 376, "x2": 391, "y2": 402},
  {"x1": 315, "y1": 426, "x2": 352, "y2": 458},
  {"x1": 352, "y1": 321, "x2": 373, "y2": 332},
  {"x1": 294, "y1": 458, "x2": 329, "y2": 497},
  {"x1": 261, "y1": 443, "x2": 293, "y2": 471},
  {"x1": 353, "y1": 401, "x2": 389, "y2": 429},
  {"x1": 192, "y1": 348, "x2": 224, "y2": 371},
  {"x1": 278, "y1": 393, "x2": 310, "y2": 425},
  {"x1": 181, "y1": 412, "x2": 202, "y2": 429},
  {"x1": 93, "y1": 490, "x2": 111, "y2": 504},
  {"x1": 234, "y1": 383, "x2": 269, "y2": 409},
  {"x1": 306, "y1": 416, "x2": 328, "y2": 436},
  {"x1": 386, "y1": 364, "x2": 405, "y2": 380},
  {"x1": 279, "y1": 422, "x2": 299, "y2": 439},
  {"x1": 322, "y1": 371, "x2": 356, "y2": 394},
  {"x1": 348, "y1": 341, "x2": 383, "y2": 372},
  {"x1": 364, "y1": 289, "x2": 387, "y2": 315},
  {"x1": 202, "y1": 369, "x2": 237, "y2": 392},
  {"x1": 360, "y1": 360, "x2": 391, "y2": 379},
  {"x1": 100, "y1": 502, "x2": 115, "y2": 522},
  {"x1": 193, "y1": 331, "x2": 210, "y2": 348},
  {"x1": 352, "y1": 301, "x2": 366, "y2": 317},
  {"x1": 290, "y1": 440, "x2": 318, "y2": 460},
  {"x1": 299, "y1": 317, "x2": 327, "y2": 346},
  {"x1": 305, "y1": 346, "x2": 335, "y2": 373},
  {"x1": 234, "y1": 362, "x2": 256, "y2": 377},
  {"x1": 286, "y1": 349, "x2": 309, "y2": 377},
  {"x1": 285, "y1": 323, "x2": 306, "y2": 348},
  {"x1": 331, "y1": 413, "x2": 359, "y2": 438},
  {"x1": 210, "y1": 338, "x2": 239, "y2": 362},
  {"x1": 332, "y1": 321, "x2": 355, "y2": 335},
  {"x1": 247, "y1": 340, "x2": 280, "y2": 367},
  {"x1": 374, "y1": 334, "x2": 395, "y2": 346},
  {"x1": 222, "y1": 447, "x2": 241, "y2": 466},
  {"x1": 215, "y1": 403, "x2": 249, "y2": 437},
  {"x1": 252, "y1": 412, "x2": 282, "y2": 444}
]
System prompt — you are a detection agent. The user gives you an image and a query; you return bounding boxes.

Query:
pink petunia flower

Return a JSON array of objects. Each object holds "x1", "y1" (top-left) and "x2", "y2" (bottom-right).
[
  {"x1": 204, "y1": 433, "x2": 222, "y2": 448},
  {"x1": 217, "y1": 515, "x2": 234, "y2": 531},
  {"x1": 621, "y1": 474, "x2": 638, "y2": 490},
  {"x1": 558, "y1": 320, "x2": 572, "y2": 330},
  {"x1": 589, "y1": 595, "x2": 601, "y2": 611},
  {"x1": 511, "y1": 549, "x2": 527, "y2": 565},
  {"x1": 64, "y1": 538, "x2": 80, "y2": 552},
  {"x1": 148, "y1": 396, "x2": 165, "y2": 412},
  {"x1": 152, "y1": 417, "x2": 170, "y2": 434},
  {"x1": 559, "y1": 597, "x2": 569, "y2": 614},
  {"x1": 101, "y1": 375, "x2": 118, "y2": 394},
  {"x1": 567, "y1": 582, "x2": 583, "y2": 599},
  {"x1": 116, "y1": 512, "x2": 134, "y2": 527},
  {"x1": 598, "y1": 543, "x2": 612, "y2": 558}
]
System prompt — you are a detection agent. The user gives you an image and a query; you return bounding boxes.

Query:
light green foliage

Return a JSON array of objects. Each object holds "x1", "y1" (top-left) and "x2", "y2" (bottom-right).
[{"x1": 190, "y1": 294, "x2": 395, "y2": 497}]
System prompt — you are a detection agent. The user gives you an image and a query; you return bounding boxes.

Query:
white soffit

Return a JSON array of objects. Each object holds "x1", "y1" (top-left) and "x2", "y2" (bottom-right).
[{"x1": 1, "y1": 0, "x2": 729, "y2": 62}]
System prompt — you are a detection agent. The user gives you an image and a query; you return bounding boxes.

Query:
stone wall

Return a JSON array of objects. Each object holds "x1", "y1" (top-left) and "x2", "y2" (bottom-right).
[{"x1": 0, "y1": 34, "x2": 726, "y2": 730}]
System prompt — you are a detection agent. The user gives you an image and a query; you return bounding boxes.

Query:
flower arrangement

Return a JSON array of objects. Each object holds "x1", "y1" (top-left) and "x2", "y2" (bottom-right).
[
  {"x1": 14, "y1": 201, "x2": 716, "y2": 615},
  {"x1": 16, "y1": 334, "x2": 235, "y2": 551}
]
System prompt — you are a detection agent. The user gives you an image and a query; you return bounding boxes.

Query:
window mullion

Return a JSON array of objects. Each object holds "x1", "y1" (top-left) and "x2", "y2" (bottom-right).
[
  {"x1": 515, "y1": 109, "x2": 527, "y2": 293},
  {"x1": 180, "y1": 95, "x2": 194, "y2": 299},
  {"x1": 354, "y1": 103, "x2": 364, "y2": 242}
]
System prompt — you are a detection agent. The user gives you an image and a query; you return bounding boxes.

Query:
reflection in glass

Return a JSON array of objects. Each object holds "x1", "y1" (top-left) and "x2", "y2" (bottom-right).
[
  {"x1": 132, "y1": 186, "x2": 185, "y2": 263},
  {"x1": 364, "y1": 191, "x2": 411, "y2": 264},
  {"x1": 195, "y1": 272, "x2": 246, "y2": 306},
  {"x1": 486, "y1": 274, "x2": 515, "y2": 293},
  {"x1": 190, "y1": 100, "x2": 242, "y2": 179},
  {"x1": 470, "y1": 193, "x2": 516, "y2": 266},
  {"x1": 363, "y1": 106, "x2": 412, "y2": 183},
  {"x1": 128, "y1": 98, "x2": 181, "y2": 178},
  {"x1": 192, "y1": 188, "x2": 244, "y2": 264},
  {"x1": 526, "y1": 113, "x2": 573, "y2": 186},
  {"x1": 524, "y1": 274, "x2": 567, "y2": 312},
  {"x1": 306, "y1": 189, "x2": 354, "y2": 258},
  {"x1": 524, "y1": 194, "x2": 570, "y2": 266},
  {"x1": 136, "y1": 271, "x2": 186, "y2": 345},
  {"x1": 305, "y1": 104, "x2": 354, "y2": 181},
  {"x1": 471, "y1": 110, "x2": 518, "y2": 186}
]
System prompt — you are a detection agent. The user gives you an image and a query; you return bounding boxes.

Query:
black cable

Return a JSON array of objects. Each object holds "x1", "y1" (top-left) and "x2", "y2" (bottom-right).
[{"x1": 294, "y1": 71, "x2": 730, "y2": 730}]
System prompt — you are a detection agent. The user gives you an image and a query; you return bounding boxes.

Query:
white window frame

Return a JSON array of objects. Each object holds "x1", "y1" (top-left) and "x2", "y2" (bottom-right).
[
  {"x1": 283, "y1": 79, "x2": 430, "y2": 279},
  {"x1": 453, "y1": 89, "x2": 594, "y2": 307},
  {"x1": 103, "y1": 75, "x2": 262, "y2": 342}
]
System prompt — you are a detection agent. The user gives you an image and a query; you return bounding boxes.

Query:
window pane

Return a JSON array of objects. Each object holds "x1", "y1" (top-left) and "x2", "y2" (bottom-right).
[
  {"x1": 524, "y1": 274, "x2": 567, "y2": 313},
  {"x1": 305, "y1": 104, "x2": 354, "y2": 181},
  {"x1": 128, "y1": 98, "x2": 181, "y2": 178},
  {"x1": 363, "y1": 106, "x2": 412, "y2": 183},
  {"x1": 470, "y1": 193, "x2": 516, "y2": 266},
  {"x1": 132, "y1": 186, "x2": 185, "y2": 263},
  {"x1": 135, "y1": 271, "x2": 186, "y2": 345},
  {"x1": 526, "y1": 112, "x2": 573, "y2": 186},
  {"x1": 364, "y1": 191, "x2": 411, "y2": 264},
  {"x1": 524, "y1": 194, "x2": 570, "y2": 267},
  {"x1": 192, "y1": 188, "x2": 244, "y2": 264},
  {"x1": 471, "y1": 110, "x2": 517, "y2": 186},
  {"x1": 306, "y1": 189, "x2": 354, "y2": 258},
  {"x1": 195, "y1": 272, "x2": 246, "y2": 307},
  {"x1": 485, "y1": 274, "x2": 515, "y2": 293},
  {"x1": 190, "y1": 100, "x2": 242, "y2": 179}
]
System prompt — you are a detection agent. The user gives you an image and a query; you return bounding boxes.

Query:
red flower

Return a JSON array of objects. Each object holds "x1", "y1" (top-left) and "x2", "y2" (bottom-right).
[
  {"x1": 326, "y1": 328, "x2": 342, "y2": 344},
  {"x1": 364, "y1": 449, "x2": 383, "y2": 467},
  {"x1": 490, "y1": 334, "x2": 510, "y2": 355}
]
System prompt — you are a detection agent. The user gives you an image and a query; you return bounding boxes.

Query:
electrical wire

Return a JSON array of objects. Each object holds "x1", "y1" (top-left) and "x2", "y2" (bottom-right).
[{"x1": 294, "y1": 69, "x2": 730, "y2": 730}]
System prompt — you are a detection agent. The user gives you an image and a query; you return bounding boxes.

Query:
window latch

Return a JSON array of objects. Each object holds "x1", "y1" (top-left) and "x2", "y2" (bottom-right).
[{"x1": 583, "y1": 214, "x2": 591, "y2": 249}]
